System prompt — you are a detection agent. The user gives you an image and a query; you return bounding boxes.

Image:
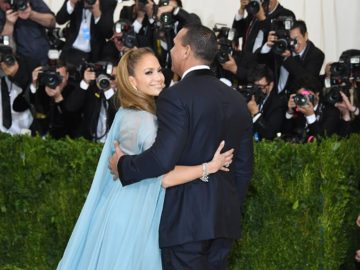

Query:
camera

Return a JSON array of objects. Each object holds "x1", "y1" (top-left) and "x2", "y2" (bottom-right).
[
  {"x1": 7, "y1": 0, "x2": 28, "y2": 11},
  {"x1": 323, "y1": 85, "x2": 349, "y2": 105},
  {"x1": 85, "y1": 61, "x2": 114, "y2": 91},
  {"x1": 245, "y1": 0, "x2": 269, "y2": 16},
  {"x1": 237, "y1": 84, "x2": 265, "y2": 103},
  {"x1": 213, "y1": 25, "x2": 236, "y2": 64},
  {"x1": 0, "y1": 43, "x2": 16, "y2": 66},
  {"x1": 113, "y1": 20, "x2": 137, "y2": 48},
  {"x1": 330, "y1": 55, "x2": 360, "y2": 85},
  {"x1": 38, "y1": 67, "x2": 63, "y2": 89},
  {"x1": 47, "y1": 27, "x2": 67, "y2": 51},
  {"x1": 155, "y1": 0, "x2": 174, "y2": 30},
  {"x1": 293, "y1": 93, "x2": 315, "y2": 107},
  {"x1": 271, "y1": 16, "x2": 297, "y2": 55},
  {"x1": 84, "y1": 0, "x2": 96, "y2": 5}
]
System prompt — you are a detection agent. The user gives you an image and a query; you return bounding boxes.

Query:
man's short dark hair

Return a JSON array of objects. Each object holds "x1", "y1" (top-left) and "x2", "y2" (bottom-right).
[
  {"x1": 291, "y1": 20, "x2": 307, "y2": 36},
  {"x1": 247, "y1": 64, "x2": 274, "y2": 84},
  {"x1": 181, "y1": 24, "x2": 217, "y2": 64}
]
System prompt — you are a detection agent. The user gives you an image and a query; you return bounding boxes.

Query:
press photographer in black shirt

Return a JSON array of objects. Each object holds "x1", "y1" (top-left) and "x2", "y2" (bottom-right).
[{"x1": 239, "y1": 64, "x2": 286, "y2": 140}]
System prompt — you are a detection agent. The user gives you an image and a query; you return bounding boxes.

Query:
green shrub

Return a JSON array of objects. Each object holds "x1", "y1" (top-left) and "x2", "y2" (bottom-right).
[{"x1": 0, "y1": 133, "x2": 359, "y2": 269}]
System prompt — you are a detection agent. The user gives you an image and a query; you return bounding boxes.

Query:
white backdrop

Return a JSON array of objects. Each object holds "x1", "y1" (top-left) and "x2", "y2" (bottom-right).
[{"x1": 44, "y1": 0, "x2": 360, "y2": 66}]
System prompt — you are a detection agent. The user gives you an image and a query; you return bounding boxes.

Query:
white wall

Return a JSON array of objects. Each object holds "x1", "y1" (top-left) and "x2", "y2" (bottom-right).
[{"x1": 44, "y1": 0, "x2": 360, "y2": 64}]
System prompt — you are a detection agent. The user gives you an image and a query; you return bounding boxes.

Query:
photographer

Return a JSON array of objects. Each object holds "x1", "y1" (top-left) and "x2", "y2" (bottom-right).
[
  {"x1": 30, "y1": 62, "x2": 80, "y2": 138},
  {"x1": 212, "y1": 25, "x2": 257, "y2": 86},
  {"x1": 56, "y1": 0, "x2": 116, "y2": 67},
  {"x1": 0, "y1": 0, "x2": 55, "y2": 65},
  {"x1": 243, "y1": 64, "x2": 287, "y2": 140},
  {"x1": 282, "y1": 76, "x2": 342, "y2": 142},
  {"x1": 64, "y1": 61, "x2": 117, "y2": 142},
  {"x1": 119, "y1": 0, "x2": 155, "y2": 49},
  {"x1": 101, "y1": 19, "x2": 138, "y2": 64},
  {"x1": 259, "y1": 20, "x2": 324, "y2": 95},
  {"x1": 0, "y1": 44, "x2": 35, "y2": 134},
  {"x1": 232, "y1": 0, "x2": 295, "y2": 54}
]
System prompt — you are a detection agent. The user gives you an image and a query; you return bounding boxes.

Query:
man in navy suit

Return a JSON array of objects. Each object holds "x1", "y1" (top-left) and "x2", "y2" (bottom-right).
[{"x1": 109, "y1": 24, "x2": 253, "y2": 270}]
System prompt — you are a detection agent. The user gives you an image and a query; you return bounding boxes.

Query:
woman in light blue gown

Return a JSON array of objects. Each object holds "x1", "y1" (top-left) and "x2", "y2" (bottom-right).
[{"x1": 56, "y1": 48, "x2": 233, "y2": 270}]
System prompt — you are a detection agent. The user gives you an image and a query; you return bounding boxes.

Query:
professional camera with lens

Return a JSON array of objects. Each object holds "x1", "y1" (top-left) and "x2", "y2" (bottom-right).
[
  {"x1": 330, "y1": 55, "x2": 360, "y2": 85},
  {"x1": 213, "y1": 25, "x2": 236, "y2": 64},
  {"x1": 237, "y1": 84, "x2": 265, "y2": 103},
  {"x1": 271, "y1": 16, "x2": 296, "y2": 55},
  {"x1": 0, "y1": 44, "x2": 16, "y2": 66},
  {"x1": 113, "y1": 20, "x2": 137, "y2": 48},
  {"x1": 86, "y1": 61, "x2": 114, "y2": 91},
  {"x1": 47, "y1": 27, "x2": 67, "y2": 51},
  {"x1": 293, "y1": 93, "x2": 315, "y2": 107},
  {"x1": 155, "y1": 0, "x2": 174, "y2": 30},
  {"x1": 84, "y1": 0, "x2": 96, "y2": 6},
  {"x1": 322, "y1": 85, "x2": 351, "y2": 106},
  {"x1": 245, "y1": 0, "x2": 269, "y2": 16},
  {"x1": 38, "y1": 67, "x2": 63, "y2": 89},
  {"x1": 7, "y1": 0, "x2": 28, "y2": 11}
]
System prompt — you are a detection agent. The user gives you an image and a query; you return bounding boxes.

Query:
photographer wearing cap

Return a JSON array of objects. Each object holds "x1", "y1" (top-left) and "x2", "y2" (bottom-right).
[
  {"x1": 243, "y1": 64, "x2": 287, "y2": 140},
  {"x1": 30, "y1": 62, "x2": 80, "y2": 138},
  {"x1": 232, "y1": 0, "x2": 295, "y2": 54},
  {"x1": 259, "y1": 20, "x2": 324, "y2": 95},
  {"x1": 282, "y1": 76, "x2": 341, "y2": 142},
  {"x1": 0, "y1": 0, "x2": 55, "y2": 65},
  {"x1": 64, "y1": 61, "x2": 117, "y2": 142},
  {"x1": 0, "y1": 42, "x2": 35, "y2": 134},
  {"x1": 56, "y1": 0, "x2": 116, "y2": 67}
]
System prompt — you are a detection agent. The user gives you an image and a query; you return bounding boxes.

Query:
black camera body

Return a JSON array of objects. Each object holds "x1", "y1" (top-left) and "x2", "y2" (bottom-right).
[
  {"x1": 237, "y1": 84, "x2": 265, "y2": 103},
  {"x1": 155, "y1": 0, "x2": 174, "y2": 30},
  {"x1": 38, "y1": 67, "x2": 63, "y2": 89},
  {"x1": 86, "y1": 61, "x2": 114, "y2": 91},
  {"x1": 213, "y1": 26, "x2": 236, "y2": 64},
  {"x1": 47, "y1": 27, "x2": 67, "y2": 51},
  {"x1": 323, "y1": 85, "x2": 350, "y2": 105},
  {"x1": 7, "y1": 0, "x2": 28, "y2": 11},
  {"x1": 293, "y1": 93, "x2": 315, "y2": 107},
  {"x1": 330, "y1": 55, "x2": 360, "y2": 85},
  {"x1": 84, "y1": 0, "x2": 96, "y2": 6},
  {"x1": 113, "y1": 20, "x2": 137, "y2": 48},
  {"x1": 271, "y1": 16, "x2": 296, "y2": 55},
  {"x1": 245, "y1": 0, "x2": 270, "y2": 15},
  {"x1": 0, "y1": 39, "x2": 16, "y2": 66}
]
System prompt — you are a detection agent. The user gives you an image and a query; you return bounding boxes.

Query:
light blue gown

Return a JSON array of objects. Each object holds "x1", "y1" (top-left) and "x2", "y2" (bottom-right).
[{"x1": 57, "y1": 108, "x2": 165, "y2": 270}]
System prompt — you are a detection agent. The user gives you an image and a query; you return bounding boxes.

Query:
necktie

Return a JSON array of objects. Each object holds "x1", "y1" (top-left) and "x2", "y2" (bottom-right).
[{"x1": 1, "y1": 77, "x2": 12, "y2": 129}]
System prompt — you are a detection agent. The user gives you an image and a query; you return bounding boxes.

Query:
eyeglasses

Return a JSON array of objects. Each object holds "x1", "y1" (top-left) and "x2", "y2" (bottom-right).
[{"x1": 254, "y1": 83, "x2": 269, "y2": 89}]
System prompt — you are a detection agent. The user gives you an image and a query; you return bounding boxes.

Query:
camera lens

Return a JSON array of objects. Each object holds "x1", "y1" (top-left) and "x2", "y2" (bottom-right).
[
  {"x1": 96, "y1": 74, "x2": 111, "y2": 90},
  {"x1": 293, "y1": 94, "x2": 307, "y2": 107}
]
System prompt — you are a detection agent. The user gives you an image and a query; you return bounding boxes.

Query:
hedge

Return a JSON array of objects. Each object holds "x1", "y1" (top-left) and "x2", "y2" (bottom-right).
[{"x1": 0, "y1": 133, "x2": 359, "y2": 270}]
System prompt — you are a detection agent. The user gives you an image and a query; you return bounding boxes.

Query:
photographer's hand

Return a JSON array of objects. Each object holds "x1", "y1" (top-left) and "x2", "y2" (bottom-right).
[
  {"x1": 31, "y1": 66, "x2": 42, "y2": 86},
  {"x1": 239, "y1": 0, "x2": 249, "y2": 16},
  {"x1": 297, "y1": 100, "x2": 314, "y2": 117},
  {"x1": 157, "y1": 5, "x2": 174, "y2": 20},
  {"x1": 69, "y1": 0, "x2": 79, "y2": 9},
  {"x1": 287, "y1": 94, "x2": 296, "y2": 113},
  {"x1": 83, "y1": 68, "x2": 96, "y2": 84},
  {"x1": 266, "y1": 31, "x2": 277, "y2": 47},
  {"x1": 144, "y1": 0, "x2": 154, "y2": 18},
  {"x1": 45, "y1": 86, "x2": 64, "y2": 103},
  {"x1": 281, "y1": 49, "x2": 291, "y2": 59},
  {"x1": 90, "y1": 0, "x2": 101, "y2": 20},
  {"x1": 255, "y1": 3, "x2": 266, "y2": 21},
  {"x1": 221, "y1": 55, "x2": 237, "y2": 74},
  {"x1": 247, "y1": 95, "x2": 259, "y2": 116},
  {"x1": 2, "y1": 9, "x2": 18, "y2": 35},
  {"x1": 18, "y1": 3, "x2": 31, "y2": 20}
]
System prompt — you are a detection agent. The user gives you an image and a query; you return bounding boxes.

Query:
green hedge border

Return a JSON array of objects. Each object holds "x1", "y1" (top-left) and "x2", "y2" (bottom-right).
[{"x1": 0, "y1": 134, "x2": 359, "y2": 269}]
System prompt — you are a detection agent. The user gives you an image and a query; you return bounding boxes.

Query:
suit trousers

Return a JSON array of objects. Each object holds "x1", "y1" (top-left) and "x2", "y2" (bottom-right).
[{"x1": 161, "y1": 238, "x2": 234, "y2": 270}]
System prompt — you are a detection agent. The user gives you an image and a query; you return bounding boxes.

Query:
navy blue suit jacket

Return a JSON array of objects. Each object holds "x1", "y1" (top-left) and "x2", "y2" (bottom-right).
[{"x1": 118, "y1": 69, "x2": 253, "y2": 247}]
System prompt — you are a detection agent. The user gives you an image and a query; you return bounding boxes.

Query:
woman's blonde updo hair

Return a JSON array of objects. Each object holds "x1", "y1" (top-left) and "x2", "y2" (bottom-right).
[{"x1": 116, "y1": 47, "x2": 157, "y2": 114}]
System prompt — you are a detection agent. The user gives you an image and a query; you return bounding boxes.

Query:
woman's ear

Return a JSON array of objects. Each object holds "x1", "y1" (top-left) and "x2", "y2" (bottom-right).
[{"x1": 129, "y1": 75, "x2": 137, "y2": 90}]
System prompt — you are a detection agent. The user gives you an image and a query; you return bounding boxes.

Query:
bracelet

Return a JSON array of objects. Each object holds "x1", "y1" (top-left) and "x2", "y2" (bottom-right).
[
  {"x1": 352, "y1": 107, "x2": 359, "y2": 115},
  {"x1": 200, "y1": 163, "x2": 209, "y2": 182}
]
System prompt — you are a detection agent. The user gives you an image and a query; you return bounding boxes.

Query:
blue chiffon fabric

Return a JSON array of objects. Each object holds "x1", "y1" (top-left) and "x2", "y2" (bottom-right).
[{"x1": 57, "y1": 108, "x2": 164, "y2": 270}]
